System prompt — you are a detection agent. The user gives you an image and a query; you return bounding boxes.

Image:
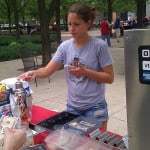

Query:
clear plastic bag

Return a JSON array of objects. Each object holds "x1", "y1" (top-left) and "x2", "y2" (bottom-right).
[
  {"x1": 45, "y1": 128, "x2": 117, "y2": 150},
  {"x1": 45, "y1": 128, "x2": 82, "y2": 150}
]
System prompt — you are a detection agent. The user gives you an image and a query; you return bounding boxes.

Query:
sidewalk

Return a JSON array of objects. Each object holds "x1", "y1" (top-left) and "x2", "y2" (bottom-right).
[{"x1": 0, "y1": 30, "x2": 127, "y2": 136}]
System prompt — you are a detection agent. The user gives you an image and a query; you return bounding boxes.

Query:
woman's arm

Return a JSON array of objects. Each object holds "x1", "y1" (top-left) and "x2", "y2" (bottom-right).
[{"x1": 18, "y1": 60, "x2": 62, "y2": 81}]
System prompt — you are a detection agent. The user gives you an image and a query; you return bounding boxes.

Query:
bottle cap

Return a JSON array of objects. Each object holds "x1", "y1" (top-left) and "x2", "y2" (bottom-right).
[{"x1": 15, "y1": 81, "x2": 23, "y2": 89}]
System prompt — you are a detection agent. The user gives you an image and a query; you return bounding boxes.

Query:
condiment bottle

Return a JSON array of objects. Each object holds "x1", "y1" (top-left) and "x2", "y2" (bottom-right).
[{"x1": 14, "y1": 81, "x2": 32, "y2": 126}]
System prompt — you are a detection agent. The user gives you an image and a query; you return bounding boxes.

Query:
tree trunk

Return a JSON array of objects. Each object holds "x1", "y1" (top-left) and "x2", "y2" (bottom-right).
[
  {"x1": 5, "y1": 0, "x2": 12, "y2": 33},
  {"x1": 37, "y1": 0, "x2": 58, "y2": 66},
  {"x1": 13, "y1": 0, "x2": 20, "y2": 39},
  {"x1": 107, "y1": 0, "x2": 113, "y2": 23},
  {"x1": 37, "y1": 0, "x2": 51, "y2": 66},
  {"x1": 137, "y1": 0, "x2": 146, "y2": 28},
  {"x1": 107, "y1": 0, "x2": 113, "y2": 36},
  {"x1": 55, "y1": 0, "x2": 61, "y2": 43}
]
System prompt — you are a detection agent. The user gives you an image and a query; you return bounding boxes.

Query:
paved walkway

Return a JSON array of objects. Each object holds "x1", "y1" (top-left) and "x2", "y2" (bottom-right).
[{"x1": 0, "y1": 30, "x2": 127, "y2": 136}]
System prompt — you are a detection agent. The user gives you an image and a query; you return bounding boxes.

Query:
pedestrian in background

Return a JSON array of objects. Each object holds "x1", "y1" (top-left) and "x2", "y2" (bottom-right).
[
  {"x1": 27, "y1": 23, "x2": 31, "y2": 34},
  {"x1": 132, "y1": 19, "x2": 137, "y2": 28},
  {"x1": 100, "y1": 17, "x2": 111, "y2": 47},
  {"x1": 114, "y1": 16, "x2": 121, "y2": 42}
]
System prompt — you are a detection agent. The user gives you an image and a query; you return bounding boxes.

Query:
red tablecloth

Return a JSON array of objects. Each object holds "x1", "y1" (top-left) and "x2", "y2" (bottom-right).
[
  {"x1": 31, "y1": 105, "x2": 58, "y2": 144},
  {"x1": 31, "y1": 105, "x2": 58, "y2": 124}
]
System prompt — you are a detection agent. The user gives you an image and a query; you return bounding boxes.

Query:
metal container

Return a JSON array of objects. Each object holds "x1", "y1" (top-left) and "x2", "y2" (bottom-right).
[
  {"x1": 14, "y1": 81, "x2": 32, "y2": 125},
  {"x1": 124, "y1": 29, "x2": 150, "y2": 150}
]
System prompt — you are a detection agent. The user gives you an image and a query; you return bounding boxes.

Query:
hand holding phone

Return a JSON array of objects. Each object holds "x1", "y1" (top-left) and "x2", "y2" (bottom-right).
[{"x1": 64, "y1": 65, "x2": 76, "y2": 69}]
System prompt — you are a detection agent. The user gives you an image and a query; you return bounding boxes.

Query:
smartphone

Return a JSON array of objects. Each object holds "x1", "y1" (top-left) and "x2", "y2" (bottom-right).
[
  {"x1": 64, "y1": 64, "x2": 76, "y2": 69},
  {"x1": 21, "y1": 144, "x2": 47, "y2": 150}
]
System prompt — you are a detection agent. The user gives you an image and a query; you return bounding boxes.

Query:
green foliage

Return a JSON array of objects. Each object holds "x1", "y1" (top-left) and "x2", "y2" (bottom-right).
[
  {"x1": 23, "y1": 0, "x2": 39, "y2": 21},
  {"x1": 0, "y1": 43, "x2": 42, "y2": 61},
  {"x1": 0, "y1": 45, "x2": 21, "y2": 61},
  {"x1": 0, "y1": 34, "x2": 57, "y2": 62},
  {"x1": 61, "y1": 0, "x2": 136, "y2": 16},
  {"x1": 113, "y1": 0, "x2": 136, "y2": 13},
  {"x1": 9, "y1": 41, "x2": 21, "y2": 46}
]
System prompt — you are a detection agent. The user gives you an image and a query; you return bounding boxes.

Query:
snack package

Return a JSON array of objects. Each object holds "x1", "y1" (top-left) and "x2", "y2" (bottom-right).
[
  {"x1": 0, "y1": 83, "x2": 12, "y2": 118},
  {"x1": 0, "y1": 116, "x2": 18, "y2": 133},
  {"x1": 45, "y1": 128, "x2": 115, "y2": 150},
  {"x1": 75, "y1": 138, "x2": 113, "y2": 150},
  {"x1": 45, "y1": 129, "x2": 81, "y2": 150},
  {"x1": 0, "y1": 83, "x2": 6, "y2": 91},
  {"x1": 0, "y1": 116, "x2": 19, "y2": 149}
]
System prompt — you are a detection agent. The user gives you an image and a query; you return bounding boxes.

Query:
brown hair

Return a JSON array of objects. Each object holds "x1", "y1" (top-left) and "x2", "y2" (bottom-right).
[{"x1": 68, "y1": 3, "x2": 96, "y2": 24}]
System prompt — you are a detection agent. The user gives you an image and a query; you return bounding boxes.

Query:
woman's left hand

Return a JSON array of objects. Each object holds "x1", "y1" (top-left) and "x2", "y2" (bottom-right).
[{"x1": 68, "y1": 63, "x2": 86, "y2": 78}]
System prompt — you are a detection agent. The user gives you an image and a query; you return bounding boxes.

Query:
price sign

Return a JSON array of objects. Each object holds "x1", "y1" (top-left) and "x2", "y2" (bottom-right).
[{"x1": 139, "y1": 46, "x2": 150, "y2": 84}]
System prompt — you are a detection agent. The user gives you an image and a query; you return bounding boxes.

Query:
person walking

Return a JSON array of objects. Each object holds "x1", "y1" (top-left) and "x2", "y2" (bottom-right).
[
  {"x1": 114, "y1": 16, "x2": 121, "y2": 42},
  {"x1": 100, "y1": 17, "x2": 111, "y2": 47},
  {"x1": 27, "y1": 23, "x2": 31, "y2": 34},
  {"x1": 18, "y1": 3, "x2": 114, "y2": 130}
]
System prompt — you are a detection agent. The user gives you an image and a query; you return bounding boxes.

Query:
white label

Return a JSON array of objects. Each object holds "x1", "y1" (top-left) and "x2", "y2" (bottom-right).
[
  {"x1": 142, "y1": 49, "x2": 150, "y2": 58},
  {"x1": 143, "y1": 61, "x2": 150, "y2": 70}
]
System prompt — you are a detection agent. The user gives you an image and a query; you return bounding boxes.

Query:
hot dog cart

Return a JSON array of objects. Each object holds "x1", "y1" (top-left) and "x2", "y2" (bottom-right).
[{"x1": 124, "y1": 29, "x2": 150, "y2": 150}]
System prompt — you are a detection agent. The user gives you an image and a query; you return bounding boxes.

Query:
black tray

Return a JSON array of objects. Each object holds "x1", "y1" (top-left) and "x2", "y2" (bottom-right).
[{"x1": 37, "y1": 111, "x2": 79, "y2": 130}]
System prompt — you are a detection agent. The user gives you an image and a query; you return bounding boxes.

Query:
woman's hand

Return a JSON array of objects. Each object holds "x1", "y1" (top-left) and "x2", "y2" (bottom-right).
[
  {"x1": 3, "y1": 128, "x2": 26, "y2": 150},
  {"x1": 68, "y1": 63, "x2": 86, "y2": 78},
  {"x1": 17, "y1": 70, "x2": 36, "y2": 81},
  {"x1": 68, "y1": 63, "x2": 114, "y2": 83}
]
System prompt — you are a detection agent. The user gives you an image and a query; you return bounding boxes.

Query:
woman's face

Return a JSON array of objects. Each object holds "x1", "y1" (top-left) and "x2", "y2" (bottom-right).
[{"x1": 68, "y1": 12, "x2": 91, "y2": 39}]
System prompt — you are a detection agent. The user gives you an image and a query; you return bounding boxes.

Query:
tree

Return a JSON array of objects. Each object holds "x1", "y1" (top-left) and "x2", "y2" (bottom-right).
[
  {"x1": 4, "y1": 0, "x2": 13, "y2": 33},
  {"x1": 107, "y1": 0, "x2": 113, "y2": 23},
  {"x1": 37, "y1": 0, "x2": 58, "y2": 65},
  {"x1": 13, "y1": 0, "x2": 30, "y2": 38},
  {"x1": 55, "y1": 0, "x2": 61, "y2": 43},
  {"x1": 136, "y1": 0, "x2": 146, "y2": 27},
  {"x1": 0, "y1": 0, "x2": 13, "y2": 33}
]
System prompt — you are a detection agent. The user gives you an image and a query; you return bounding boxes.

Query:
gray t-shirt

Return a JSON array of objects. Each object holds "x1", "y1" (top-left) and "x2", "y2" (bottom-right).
[{"x1": 52, "y1": 37, "x2": 113, "y2": 110}]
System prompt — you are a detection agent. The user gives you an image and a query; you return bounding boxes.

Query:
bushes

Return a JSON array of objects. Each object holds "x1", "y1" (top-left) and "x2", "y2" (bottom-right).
[{"x1": 0, "y1": 34, "x2": 57, "y2": 62}]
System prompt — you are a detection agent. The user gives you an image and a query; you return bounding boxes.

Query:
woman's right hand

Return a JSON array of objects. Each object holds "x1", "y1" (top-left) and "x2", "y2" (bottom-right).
[
  {"x1": 17, "y1": 70, "x2": 36, "y2": 81},
  {"x1": 3, "y1": 128, "x2": 26, "y2": 150}
]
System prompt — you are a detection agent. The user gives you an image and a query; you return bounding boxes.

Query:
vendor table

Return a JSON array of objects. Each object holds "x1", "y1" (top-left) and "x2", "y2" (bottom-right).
[{"x1": 31, "y1": 105, "x2": 125, "y2": 149}]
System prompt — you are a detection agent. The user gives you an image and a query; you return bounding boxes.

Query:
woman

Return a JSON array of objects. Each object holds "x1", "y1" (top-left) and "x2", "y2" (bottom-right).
[{"x1": 18, "y1": 3, "x2": 114, "y2": 130}]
